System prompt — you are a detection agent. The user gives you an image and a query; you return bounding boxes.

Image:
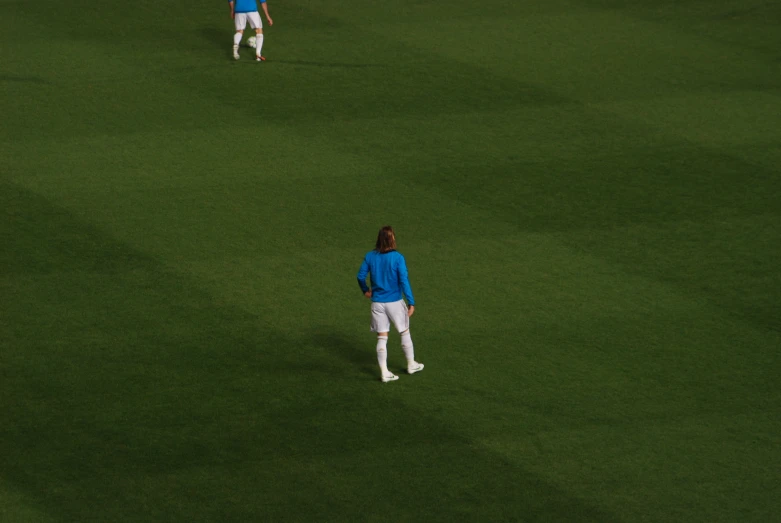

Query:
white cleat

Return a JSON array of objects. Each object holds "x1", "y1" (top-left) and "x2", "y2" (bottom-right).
[
  {"x1": 381, "y1": 373, "x2": 399, "y2": 383},
  {"x1": 232, "y1": 46, "x2": 240, "y2": 60},
  {"x1": 407, "y1": 362, "x2": 424, "y2": 375}
]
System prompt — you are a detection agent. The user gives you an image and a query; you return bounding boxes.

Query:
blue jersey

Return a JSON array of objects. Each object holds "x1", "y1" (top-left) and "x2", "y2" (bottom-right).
[
  {"x1": 357, "y1": 250, "x2": 415, "y2": 305},
  {"x1": 233, "y1": 0, "x2": 263, "y2": 13}
]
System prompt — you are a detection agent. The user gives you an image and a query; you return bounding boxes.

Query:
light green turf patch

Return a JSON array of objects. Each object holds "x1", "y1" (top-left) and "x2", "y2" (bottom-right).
[
  {"x1": 594, "y1": 91, "x2": 781, "y2": 146},
  {"x1": 0, "y1": 478, "x2": 56, "y2": 523}
]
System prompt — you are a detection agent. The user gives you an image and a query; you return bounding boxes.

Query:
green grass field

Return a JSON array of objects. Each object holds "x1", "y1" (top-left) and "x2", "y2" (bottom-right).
[{"x1": 2, "y1": 0, "x2": 780, "y2": 520}]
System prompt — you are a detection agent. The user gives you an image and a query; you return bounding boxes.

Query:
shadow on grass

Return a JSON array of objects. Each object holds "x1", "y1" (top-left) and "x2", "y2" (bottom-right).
[
  {"x1": 200, "y1": 26, "x2": 227, "y2": 49},
  {"x1": 271, "y1": 59, "x2": 385, "y2": 68},
  {"x1": 0, "y1": 74, "x2": 49, "y2": 84},
  {"x1": 311, "y1": 327, "x2": 377, "y2": 379}
]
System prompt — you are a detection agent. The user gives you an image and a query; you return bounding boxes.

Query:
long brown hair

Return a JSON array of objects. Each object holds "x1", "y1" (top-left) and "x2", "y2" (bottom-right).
[{"x1": 375, "y1": 226, "x2": 397, "y2": 253}]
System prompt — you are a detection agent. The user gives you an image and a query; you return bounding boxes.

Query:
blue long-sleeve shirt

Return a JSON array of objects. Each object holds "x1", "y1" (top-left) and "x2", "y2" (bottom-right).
[
  {"x1": 232, "y1": 0, "x2": 264, "y2": 14},
  {"x1": 357, "y1": 250, "x2": 415, "y2": 305}
]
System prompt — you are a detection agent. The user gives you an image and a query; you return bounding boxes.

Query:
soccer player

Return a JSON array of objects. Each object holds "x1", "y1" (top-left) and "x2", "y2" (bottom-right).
[
  {"x1": 357, "y1": 226, "x2": 424, "y2": 383},
  {"x1": 229, "y1": 0, "x2": 273, "y2": 61}
]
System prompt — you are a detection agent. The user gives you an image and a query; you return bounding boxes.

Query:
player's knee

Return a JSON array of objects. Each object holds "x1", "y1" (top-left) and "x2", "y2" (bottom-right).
[
  {"x1": 400, "y1": 329, "x2": 409, "y2": 335},
  {"x1": 256, "y1": 28, "x2": 263, "y2": 35}
]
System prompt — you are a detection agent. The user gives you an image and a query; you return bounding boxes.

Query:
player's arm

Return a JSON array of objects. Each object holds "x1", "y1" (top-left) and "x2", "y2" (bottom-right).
[
  {"x1": 397, "y1": 256, "x2": 415, "y2": 308},
  {"x1": 357, "y1": 258, "x2": 371, "y2": 297},
  {"x1": 229, "y1": 0, "x2": 235, "y2": 18},
  {"x1": 259, "y1": 0, "x2": 273, "y2": 25}
]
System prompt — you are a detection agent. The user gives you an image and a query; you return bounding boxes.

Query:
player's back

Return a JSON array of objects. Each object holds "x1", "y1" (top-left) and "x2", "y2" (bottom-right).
[
  {"x1": 365, "y1": 250, "x2": 405, "y2": 303},
  {"x1": 234, "y1": 0, "x2": 257, "y2": 13}
]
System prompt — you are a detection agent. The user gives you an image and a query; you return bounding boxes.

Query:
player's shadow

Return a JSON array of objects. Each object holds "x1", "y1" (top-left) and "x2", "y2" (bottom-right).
[
  {"x1": 272, "y1": 59, "x2": 383, "y2": 68},
  {"x1": 0, "y1": 74, "x2": 49, "y2": 84},
  {"x1": 201, "y1": 27, "x2": 229, "y2": 49},
  {"x1": 312, "y1": 328, "x2": 376, "y2": 378}
]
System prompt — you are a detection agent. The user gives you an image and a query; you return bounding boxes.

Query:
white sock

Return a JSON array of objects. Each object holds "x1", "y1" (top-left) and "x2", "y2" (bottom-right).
[
  {"x1": 376, "y1": 336, "x2": 389, "y2": 374},
  {"x1": 401, "y1": 330, "x2": 415, "y2": 364},
  {"x1": 233, "y1": 32, "x2": 242, "y2": 46},
  {"x1": 256, "y1": 34, "x2": 264, "y2": 56}
]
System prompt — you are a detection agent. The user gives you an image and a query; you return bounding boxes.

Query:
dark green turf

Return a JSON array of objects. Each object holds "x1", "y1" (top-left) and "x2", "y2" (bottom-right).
[{"x1": 2, "y1": 0, "x2": 780, "y2": 521}]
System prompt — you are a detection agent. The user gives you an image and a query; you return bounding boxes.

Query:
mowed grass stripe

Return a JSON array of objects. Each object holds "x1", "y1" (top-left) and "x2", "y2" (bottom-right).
[{"x1": 338, "y1": 4, "x2": 780, "y2": 103}]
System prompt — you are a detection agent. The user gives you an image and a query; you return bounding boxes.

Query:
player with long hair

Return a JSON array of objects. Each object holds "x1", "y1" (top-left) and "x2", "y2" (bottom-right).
[{"x1": 357, "y1": 226, "x2": 424, "y2": 382}]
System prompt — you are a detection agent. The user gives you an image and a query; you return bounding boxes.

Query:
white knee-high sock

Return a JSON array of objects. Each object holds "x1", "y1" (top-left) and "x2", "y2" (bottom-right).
[
  {"x1": 233, "y1": 32, "x2": 243, "y2": 46},
  {"x1": 256, "y1": 34, "x2": 264, "y2": 56},
  {"x1": 376, "y1": 336, "x2": 389, "y2": 374},
  {"x1": 401, "y1": 331, "x2": 415, "y2": 363}
]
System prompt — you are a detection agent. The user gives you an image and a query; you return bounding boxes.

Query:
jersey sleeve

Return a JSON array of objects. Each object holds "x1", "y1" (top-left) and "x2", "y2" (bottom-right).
[
  {"x1": 357, "y1": 256, "x2": 371, "y2": 293},
  {"x1": 397, "y1": 254, "x2": 415, "y2": 305}
]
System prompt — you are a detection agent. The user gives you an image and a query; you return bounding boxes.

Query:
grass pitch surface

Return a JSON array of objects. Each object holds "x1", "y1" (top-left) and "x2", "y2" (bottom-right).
[{"x1": 2, "y1": 0, "x2": 780, "y2": 521}]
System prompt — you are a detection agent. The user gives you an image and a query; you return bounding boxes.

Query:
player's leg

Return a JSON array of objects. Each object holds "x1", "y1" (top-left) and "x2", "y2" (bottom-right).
[
  {"x1": 400, "y1": 328, "x2": 424, "y2": 374},
  {"x1": 376, "y1": 332, "x2": 397, "y2": 382},
  {"x1": 388, "y1": 300, "x2": 424, "y2": 374},
  {"x1": 247, "y1": 12, "x2": 265, "y2": 60},
  {"x1": 233, "y1": 13, "x2": 248, "y2": 59},
  {"x1": 254, "y1": 28, "x2": 265, "y2": 60},
  {"x1": 371, "y1": 303, "x2": 397, "y2": 382}
]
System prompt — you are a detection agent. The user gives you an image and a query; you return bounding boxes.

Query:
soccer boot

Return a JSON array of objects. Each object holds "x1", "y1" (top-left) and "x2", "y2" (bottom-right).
[
  {"x1": 381, "y1": 373, "x2": 399, "y2": 383},
  {"x1": 407, "y1": 362, "x2": 424, "y2": 375}
]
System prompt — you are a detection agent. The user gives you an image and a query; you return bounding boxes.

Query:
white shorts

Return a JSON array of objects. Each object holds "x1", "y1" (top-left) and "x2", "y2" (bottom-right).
[
  {"x1": 370, "y1": 300, "x2": 410, "y2": 333},
  {"x1": 235, "y1": 12, "x2": 262, "y2": 31}
]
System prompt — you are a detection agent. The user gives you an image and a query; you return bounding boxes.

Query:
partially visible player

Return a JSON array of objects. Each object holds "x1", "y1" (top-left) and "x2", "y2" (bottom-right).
[
  {"x1": 357, "y1": 226, "x2": 424, "y2": 383},
  {"x1": 229, "y1": 0, "x2": 273, "y2": 61}
]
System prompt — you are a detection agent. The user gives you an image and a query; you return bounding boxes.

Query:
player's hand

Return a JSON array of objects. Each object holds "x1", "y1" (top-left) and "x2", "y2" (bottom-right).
[
  {"x1": 364, "y1": 291, "x2": 372, "y2": 298},
  {"x1": 231, "y1": 10, "x2": 235, "y2": 19},
  {"x1": 267, "y1": 16, "x2": 274, "y2": 26},
  {"x1": 408, "y1": 306, "x2": 415, "y2": 317}
]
